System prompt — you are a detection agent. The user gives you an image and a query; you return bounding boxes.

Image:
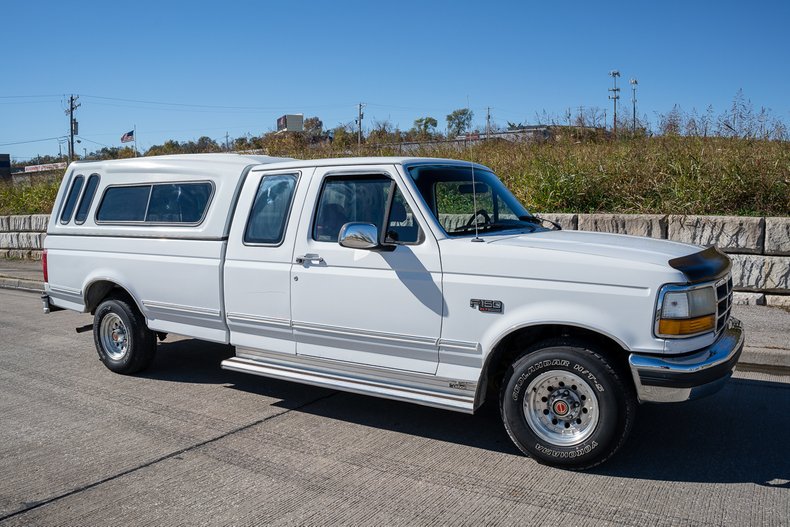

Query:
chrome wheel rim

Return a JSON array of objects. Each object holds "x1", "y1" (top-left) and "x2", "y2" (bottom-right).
[
  {"x1": 100, "y1": 313, "x2": 129, "y2": 361},
  {"x1": 523, "y1": 370, "x2": 600, "y2": 447}
]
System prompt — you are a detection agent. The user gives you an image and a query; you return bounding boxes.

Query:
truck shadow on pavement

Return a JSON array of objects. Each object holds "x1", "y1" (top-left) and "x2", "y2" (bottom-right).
[{"x1": 145, "y1": 339, "x2": 790, "y2": 486}]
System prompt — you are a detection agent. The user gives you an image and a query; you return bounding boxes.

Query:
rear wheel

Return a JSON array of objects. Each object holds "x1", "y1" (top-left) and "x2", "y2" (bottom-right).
[
  {"x1": 93, "y1": 297, "x2": 156, "y2": 374},
  {"x1": 500, "y1": 339, "x2": 636, "y2": 470}
]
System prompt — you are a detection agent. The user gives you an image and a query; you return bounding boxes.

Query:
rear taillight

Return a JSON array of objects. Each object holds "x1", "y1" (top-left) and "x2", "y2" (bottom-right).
[{"x1": 42, "y1": 249, "x2": 48, "y2": 283}]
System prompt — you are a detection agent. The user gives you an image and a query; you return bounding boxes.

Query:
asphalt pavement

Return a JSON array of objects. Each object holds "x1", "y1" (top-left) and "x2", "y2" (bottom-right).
[{"x1": 0, "y1": 288, "x2": 789, "y2": 525}]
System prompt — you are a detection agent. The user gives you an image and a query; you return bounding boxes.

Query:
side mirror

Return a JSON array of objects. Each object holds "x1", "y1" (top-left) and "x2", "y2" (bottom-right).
[{"x1": 338, "y1": 222, "x2": 379, "y2": 250}]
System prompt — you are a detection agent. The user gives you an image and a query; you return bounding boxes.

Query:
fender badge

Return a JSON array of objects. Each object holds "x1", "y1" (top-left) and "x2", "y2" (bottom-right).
[{"x1": 470, "y1": 299, "x2": 503, "y2": 314}]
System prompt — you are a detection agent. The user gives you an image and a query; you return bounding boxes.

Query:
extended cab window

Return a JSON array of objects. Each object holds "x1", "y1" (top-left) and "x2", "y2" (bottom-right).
[
  {"x1": 97, "y1": 182, "x2": 213, "y2": 224},
  {"x1": 74, "y1": 174, "x2": 100, "y2": 224},
  {"x1": 313, "y1": 175, "x2": 421, "y2": 244},
  {"x1": 244, "y1": 174, "x2": 297, "y2": 245},
  {"x1": 59, "y1": 175, "x2": 84, "y2": 224}
]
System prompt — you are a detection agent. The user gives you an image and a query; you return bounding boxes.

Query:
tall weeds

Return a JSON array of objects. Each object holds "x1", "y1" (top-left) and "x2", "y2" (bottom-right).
[{"x1": 2, "y1": 137, "x2": 788, "y2": 216}]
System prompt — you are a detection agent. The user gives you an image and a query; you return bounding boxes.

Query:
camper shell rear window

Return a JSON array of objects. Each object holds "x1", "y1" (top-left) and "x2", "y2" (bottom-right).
[{"x1": 96, "y1": 181, "x2": 214, "y2": 225}]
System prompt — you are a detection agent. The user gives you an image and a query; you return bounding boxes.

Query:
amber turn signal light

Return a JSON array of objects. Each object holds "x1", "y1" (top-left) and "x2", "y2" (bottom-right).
[{"x1": 658, "y1": 314, "x2": 715, "y2": 336}]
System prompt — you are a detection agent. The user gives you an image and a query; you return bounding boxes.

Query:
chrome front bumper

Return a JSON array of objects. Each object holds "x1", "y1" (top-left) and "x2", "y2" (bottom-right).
[{"x1": 629, "y1": 318, "x2": 744, "y2": 403}]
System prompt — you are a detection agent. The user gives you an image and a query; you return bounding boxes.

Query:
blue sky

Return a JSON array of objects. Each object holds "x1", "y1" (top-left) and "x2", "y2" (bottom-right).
[{"x1": 2, "y1": 0, "x2": 789, "y2": 161}]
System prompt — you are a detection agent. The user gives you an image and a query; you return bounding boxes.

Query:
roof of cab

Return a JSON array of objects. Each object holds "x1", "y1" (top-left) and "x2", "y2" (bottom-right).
[
  {"x1": 69, "y1": 153, "x2": 293, "y2": 172},
  {"x1": 245, "y1": 155, "x2": 490, "y2": 172},
  {"x1": 68, "y1": 153, "x2": 490, "y2": 174}
]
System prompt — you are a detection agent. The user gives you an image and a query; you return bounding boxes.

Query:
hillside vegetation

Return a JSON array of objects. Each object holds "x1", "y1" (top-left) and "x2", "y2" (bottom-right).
[{"x1": 2, "y1": 136, "x2": 788, "y2": 216}]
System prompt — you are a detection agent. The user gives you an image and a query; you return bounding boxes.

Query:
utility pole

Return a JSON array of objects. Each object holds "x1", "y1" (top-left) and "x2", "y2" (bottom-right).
[
  {"x1": 356, "y1": 103, "x2": 365, "y2": 147},
  {"x1": 65, "y1": 95, "x2": 80, "y2": 162},
  {"x1": 629, "y1": 78, "x2": 638, "y2": 135},
  {"x1": 225, "y1": 132, "x2": 230, "y2": 152},
  {"x1": 608, "y1": 70, "x2": 620, "y2": 136},
  {"x1": 486, "y1": 107, "x2": 491, "y2": 139}
]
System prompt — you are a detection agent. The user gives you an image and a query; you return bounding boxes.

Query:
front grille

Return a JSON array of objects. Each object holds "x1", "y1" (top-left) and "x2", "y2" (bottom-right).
[{"x1": 715, "y1": 274, "x2": 733, "y2": 333}]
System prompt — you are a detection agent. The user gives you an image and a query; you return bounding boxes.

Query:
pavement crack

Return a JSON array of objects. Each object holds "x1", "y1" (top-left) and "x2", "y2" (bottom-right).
[{"x1": 0, "y1": 390, "x2": 338, "y2": 523}]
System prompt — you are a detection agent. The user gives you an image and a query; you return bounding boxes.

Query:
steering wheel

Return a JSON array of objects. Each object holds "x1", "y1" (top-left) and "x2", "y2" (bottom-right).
[{"x1": 464, "y1": 209, "x2": 491, "y2": 228}]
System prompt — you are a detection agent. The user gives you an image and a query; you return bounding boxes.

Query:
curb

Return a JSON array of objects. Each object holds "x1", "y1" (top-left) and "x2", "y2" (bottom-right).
[
  {"x1": 738, "y1": 346, "x2": 790, "y2": 376},
  {"x1": 0, "y1": 276, "x2": 44, "y2": 294}
]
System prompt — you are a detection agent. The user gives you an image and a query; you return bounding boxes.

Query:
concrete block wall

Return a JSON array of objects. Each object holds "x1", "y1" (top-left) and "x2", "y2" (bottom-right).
[
  {"x1": 0, "y1": 215, "x2": 48, "y2": 260},
  {"x1": 1, "y1": 213, "x2": 788, "y2": 303}
]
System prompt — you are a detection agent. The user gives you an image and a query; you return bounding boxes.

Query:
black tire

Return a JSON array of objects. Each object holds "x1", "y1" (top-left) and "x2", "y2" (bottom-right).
[
  {"x1": 93, "y1": 297, "x2": 156, "y2": 374},
  {"x1": 500, "y1": 339, "x2": 636, "y2": 470}
]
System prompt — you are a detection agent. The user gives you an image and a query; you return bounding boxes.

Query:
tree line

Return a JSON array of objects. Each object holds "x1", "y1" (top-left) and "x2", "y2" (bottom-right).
[{"x1": 12, "y1": 91, "x2": 787, "y2": 166}]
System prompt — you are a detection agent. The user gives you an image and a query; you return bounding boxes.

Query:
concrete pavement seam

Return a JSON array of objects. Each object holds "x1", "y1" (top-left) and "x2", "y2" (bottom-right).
[{"x1": 0, "y1": 391, "x2": 338, "y2": 523}]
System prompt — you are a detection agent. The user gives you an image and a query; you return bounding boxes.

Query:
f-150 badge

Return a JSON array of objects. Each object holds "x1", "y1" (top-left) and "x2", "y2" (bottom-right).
[{"x1": 470, "y1": 299, "x2": 503, "y2": 313}]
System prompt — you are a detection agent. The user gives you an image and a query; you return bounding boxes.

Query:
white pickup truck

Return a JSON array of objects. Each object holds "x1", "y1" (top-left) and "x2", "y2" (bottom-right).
[{"x1": 42, "y1": 153, "x2": 743, "y2": 469}]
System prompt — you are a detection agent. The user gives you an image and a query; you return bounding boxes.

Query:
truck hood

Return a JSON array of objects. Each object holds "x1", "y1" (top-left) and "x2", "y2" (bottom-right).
[{"x1": 486, "y1": 229, "x2": 699, "y2": 267}]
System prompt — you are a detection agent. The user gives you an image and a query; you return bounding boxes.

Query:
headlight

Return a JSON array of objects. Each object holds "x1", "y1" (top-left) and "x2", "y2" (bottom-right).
[{"x1": 656, "y1": 285, "x2": 716, "y2": 338}]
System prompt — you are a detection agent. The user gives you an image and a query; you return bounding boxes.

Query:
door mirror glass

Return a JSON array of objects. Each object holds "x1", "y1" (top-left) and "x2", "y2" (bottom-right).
[{"x1": 338, "y1": 222, "x2": 379, "y2": 250}]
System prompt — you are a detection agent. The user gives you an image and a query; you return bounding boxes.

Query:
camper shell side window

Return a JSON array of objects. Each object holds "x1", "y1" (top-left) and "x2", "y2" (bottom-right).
[{"x1": 95, "y1": 181, "x2": 214, "y2": 225}]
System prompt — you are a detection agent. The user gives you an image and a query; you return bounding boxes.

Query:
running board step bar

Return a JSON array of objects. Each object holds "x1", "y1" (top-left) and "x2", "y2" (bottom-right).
[{"x1": 220, "y1": 356, "x2": 475, "y2": 413}]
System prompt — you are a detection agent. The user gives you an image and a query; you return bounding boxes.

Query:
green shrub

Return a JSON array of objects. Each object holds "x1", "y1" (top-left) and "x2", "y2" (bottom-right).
[{"x1": 0, "y1": 177, "x2": 61, "y2": 215}]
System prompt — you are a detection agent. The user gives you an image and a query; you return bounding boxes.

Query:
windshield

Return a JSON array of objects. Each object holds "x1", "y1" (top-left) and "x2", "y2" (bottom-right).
[{"x1": 406, "y1": 164, "x2": 542, "y2": 236}]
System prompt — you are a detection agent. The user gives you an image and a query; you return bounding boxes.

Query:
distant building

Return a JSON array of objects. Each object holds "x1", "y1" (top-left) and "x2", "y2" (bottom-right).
[
  {"x1": 0, "y1": 154, "x2": 11, "y2": 181},
  {"x1": 276, "y1": 114, "x2": 304, "y2": 133}
]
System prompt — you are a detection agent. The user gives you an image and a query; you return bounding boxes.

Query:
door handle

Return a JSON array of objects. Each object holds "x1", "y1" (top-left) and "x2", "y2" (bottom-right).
[{"x1": 295, "y1": 254, "x2": 324, "y2": 264}]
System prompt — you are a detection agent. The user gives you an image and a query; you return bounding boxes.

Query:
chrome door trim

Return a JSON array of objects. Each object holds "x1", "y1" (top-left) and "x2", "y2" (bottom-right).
[
  {"x1": 142, "y1": 300, "x2": 221, "y2": 317},
  {"x1": 292, "y1": 320, "x2": 438, "y2": 347}
]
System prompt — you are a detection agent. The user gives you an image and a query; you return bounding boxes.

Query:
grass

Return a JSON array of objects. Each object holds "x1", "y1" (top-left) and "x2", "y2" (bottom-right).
[
  {"x1": 2, "y1": 137, "x2": 788, "y2": 216},
  {"x1": 350, "y1": 136, "x2": 789, "y2": 216}
]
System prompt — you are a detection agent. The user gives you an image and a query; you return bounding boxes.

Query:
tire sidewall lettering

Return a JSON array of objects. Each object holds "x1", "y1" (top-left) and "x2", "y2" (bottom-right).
[
  {"x1": 512, "y1": 359, "x2": 570, "y2": 401},
  {"x1": 534, "y1": 441, "x2": 599, "y2": 459}
]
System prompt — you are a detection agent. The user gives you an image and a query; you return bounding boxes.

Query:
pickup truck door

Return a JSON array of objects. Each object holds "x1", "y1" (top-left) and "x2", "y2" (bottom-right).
[
  {"x1": 224, "y1": 167, "x2": 311, "y2": 355},
  {"x1": 290, "y1": 165, "x2": 442, "y2": 374}
]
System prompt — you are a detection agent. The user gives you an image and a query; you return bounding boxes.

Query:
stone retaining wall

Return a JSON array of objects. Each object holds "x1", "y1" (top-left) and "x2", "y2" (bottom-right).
[
  {"x1": 1, "y1": 213, "x2": 788, "y2": 302},
  {"x1": 0, "y1": 215, "x2": 49, "y2": 260},
  {"x1": 538, "y1": 213, "x2": 789, "y2": 305}
]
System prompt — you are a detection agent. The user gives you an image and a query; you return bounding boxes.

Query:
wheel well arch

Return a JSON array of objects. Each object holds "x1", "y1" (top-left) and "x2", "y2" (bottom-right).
[
  {"x1": 84, "y1": 279, "x2": 144, "y2": 315},
  {"x1": 475, "y1": 323, "x2": 633, "y2": 409}
]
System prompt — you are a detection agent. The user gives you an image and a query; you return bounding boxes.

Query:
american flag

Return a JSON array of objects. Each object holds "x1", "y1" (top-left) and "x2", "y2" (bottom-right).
[{"x1": 121, "y1": 130, "x2": 134, "y2": 143}]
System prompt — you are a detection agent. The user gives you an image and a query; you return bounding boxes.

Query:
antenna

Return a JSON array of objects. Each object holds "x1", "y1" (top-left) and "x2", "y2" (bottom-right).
[{"x1": 466, "y1": 96, "x2": 483, "y2": 242}]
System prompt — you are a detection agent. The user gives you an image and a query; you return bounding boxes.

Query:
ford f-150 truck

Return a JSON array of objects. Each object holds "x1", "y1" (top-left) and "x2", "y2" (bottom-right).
[{"x1": 42, "y1": 153, "x2": 743, "y2": 469}]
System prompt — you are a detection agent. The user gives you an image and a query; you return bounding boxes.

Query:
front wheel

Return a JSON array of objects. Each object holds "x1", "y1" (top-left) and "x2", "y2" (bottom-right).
[
  {"x1": 93, "y1": 297, "x2": 156, "y2": 374},
  {"x1": 500, "y1": 339, "x2": 636, "y2": 470}
]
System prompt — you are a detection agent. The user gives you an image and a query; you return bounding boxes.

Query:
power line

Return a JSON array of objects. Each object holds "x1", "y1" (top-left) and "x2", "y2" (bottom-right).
[
  {"x1": 0, "y1": 94, "x2": 63, "y2": 99},
  {"x1": 75, "y1": 136, "x2": 111, "y2": 149},
  {"x1": 81, "y1": 94, "x2": 354, "y2": 111},
  {"x1": 0, "y1": 137, "x2": 62, "y2": 147}
]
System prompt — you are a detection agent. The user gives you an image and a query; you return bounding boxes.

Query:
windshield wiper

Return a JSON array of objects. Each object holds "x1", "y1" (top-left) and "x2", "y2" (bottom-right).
[
  {"x1": 519, "y1": 215, "x2": 561, "y2": 230},
  {"x1": 452, "y1": 222, "x2": 536, "y2": 235}
]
